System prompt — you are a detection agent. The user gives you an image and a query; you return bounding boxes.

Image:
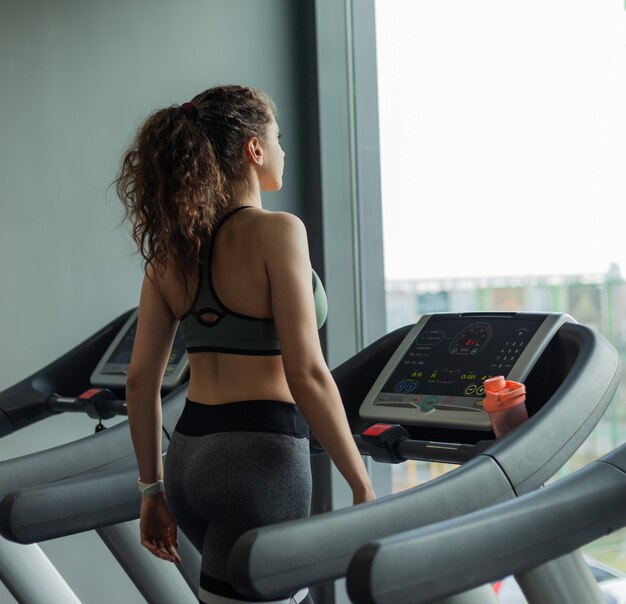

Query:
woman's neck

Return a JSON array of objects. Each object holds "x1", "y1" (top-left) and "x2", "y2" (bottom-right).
[{"x1": 233, "y1": 176, "x2": 263, "y2": 209}]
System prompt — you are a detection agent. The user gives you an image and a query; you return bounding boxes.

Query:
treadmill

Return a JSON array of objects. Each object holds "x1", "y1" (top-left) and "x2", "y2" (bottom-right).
[
  {"x1": 345, "y1": 439, "x2": 626, "y2": 604},
  {"x1": 0, "y1": 309, "x2": 195, "y2": 604},
  {"x1": 227, "y1": 312, "x2": 620, "y2": 602},
  {"x1": 0, "y1": 311, "x2": 620, "y2": 604}
]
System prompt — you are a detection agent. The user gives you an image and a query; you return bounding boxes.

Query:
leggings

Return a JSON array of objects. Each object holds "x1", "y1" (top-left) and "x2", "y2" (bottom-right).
[{"x1": 164, "y1": 399, "x2": 314, "y2": 604}]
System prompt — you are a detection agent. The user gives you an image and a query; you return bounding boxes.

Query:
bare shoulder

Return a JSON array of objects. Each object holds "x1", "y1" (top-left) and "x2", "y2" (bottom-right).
[
  {"x1": 243, "y1": 208, "x2": 305, "y2": 231},
  {"x1": 246, "y1": 210, "x2": 307, "y2": 253}
]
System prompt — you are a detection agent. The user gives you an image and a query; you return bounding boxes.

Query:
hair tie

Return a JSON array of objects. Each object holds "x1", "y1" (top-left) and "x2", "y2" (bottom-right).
[{"x1": 180, "y1": 102, "x2": 198, "y2": 120}]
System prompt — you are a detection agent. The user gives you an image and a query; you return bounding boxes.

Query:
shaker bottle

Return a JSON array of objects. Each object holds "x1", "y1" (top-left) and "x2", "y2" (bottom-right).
[{"x1": 482, "y1": 375, "x2": 528, "y2": 438}]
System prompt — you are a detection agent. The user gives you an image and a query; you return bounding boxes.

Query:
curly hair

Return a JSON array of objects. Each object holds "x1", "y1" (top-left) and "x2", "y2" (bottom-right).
[{"x1": 114, "y1": 85, "x2": 276, "y2": 280}]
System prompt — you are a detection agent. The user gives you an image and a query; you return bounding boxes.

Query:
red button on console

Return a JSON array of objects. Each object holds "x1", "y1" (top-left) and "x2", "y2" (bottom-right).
[{"x1": 362, "y1": 423, "x2": 395, "y2": 437}]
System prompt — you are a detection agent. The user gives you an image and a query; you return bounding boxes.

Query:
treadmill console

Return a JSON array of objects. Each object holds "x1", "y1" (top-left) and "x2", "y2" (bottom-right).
[
  {"x1": 90, "y1": 309, "x2": 188, "y2": 390},
  {"x1": 360, "y1": 313, "x2": 571, "y2": 430}
]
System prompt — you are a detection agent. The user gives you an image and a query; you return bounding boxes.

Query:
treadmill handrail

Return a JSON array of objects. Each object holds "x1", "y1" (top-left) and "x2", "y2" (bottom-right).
[
  {"x1": 345, "y1": 441, "x2": 626, "y2": 604},
  {"x1": 0, "y1": 456, "x2": 142, "y2": 543},
  {"x1": 229, "y1": 455, "x2": 516, "y2": 597}
]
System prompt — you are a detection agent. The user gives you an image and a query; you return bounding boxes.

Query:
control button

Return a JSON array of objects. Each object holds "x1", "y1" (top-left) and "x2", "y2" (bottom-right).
[
  {"x1": 464, "y1": 384, "x2": 478, "y2": 395},
  {"x1": 476, "y1": 385, "x2": 485, "y2": 395},
  {"x1": 405, "y1": 382, "x2": 417, "y2": 392},
  {"x1": 440, "y1": 397, "x2": 456, "y2": 406},
  {"x1": 394, "y1": 381, "x2": 407, "y2": 392},
  {"x1": 419, "y1": 396, "x2": 438, "y2": 414},
  {"x1": 474, "y1": 399, "x2": 484, "y2": 409}
]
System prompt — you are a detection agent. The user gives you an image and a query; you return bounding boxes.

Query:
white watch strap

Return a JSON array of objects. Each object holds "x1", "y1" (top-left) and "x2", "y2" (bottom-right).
[{"x1": 137, "y1": 478, "x2": 164, "y2": 496}]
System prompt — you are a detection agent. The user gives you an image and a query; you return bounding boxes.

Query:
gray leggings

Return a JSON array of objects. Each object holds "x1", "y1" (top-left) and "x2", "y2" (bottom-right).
[{"x1": 163, "y1": 399, "x2": 313, "y2": 603}]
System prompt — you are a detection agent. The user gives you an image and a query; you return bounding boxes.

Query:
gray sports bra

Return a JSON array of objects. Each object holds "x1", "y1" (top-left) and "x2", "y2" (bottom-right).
[{"x1": 179, "y1": 206, "x2": 328, "y2": 355}]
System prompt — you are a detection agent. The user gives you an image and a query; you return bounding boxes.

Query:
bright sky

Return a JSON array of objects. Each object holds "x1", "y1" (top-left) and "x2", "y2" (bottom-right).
[{"x1": 376, "y1": 0, "x2": 626, "y2": 281}]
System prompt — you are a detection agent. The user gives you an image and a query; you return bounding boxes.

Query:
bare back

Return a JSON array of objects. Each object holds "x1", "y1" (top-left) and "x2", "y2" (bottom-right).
[{"x1": 156, "y1": 207, "x2": 295, "y2": 405}]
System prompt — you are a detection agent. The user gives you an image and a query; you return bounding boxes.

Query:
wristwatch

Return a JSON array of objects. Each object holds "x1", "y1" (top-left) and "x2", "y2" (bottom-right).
[{"x1": 137, "y1": 478, "x2": 165, "y2": 497}]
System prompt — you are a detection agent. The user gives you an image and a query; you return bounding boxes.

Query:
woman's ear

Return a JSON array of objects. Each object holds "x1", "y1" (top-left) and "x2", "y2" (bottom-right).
[{"x1": 245, "y1": 137, "x2": 264, "y2": 166}]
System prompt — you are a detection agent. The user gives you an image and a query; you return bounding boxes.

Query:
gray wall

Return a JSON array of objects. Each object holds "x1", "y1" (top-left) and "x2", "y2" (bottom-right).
[{"x1": 0, "y1": 1, "x2": 318, "y2": 602}]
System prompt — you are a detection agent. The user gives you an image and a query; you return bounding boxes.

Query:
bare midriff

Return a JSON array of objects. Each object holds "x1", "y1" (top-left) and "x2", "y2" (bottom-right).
[{"x1": 185, "y1": 351, "x2": 295, "y2": 405}]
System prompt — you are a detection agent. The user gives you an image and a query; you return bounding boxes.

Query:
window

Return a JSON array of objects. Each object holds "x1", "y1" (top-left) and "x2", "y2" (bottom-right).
[{"x1": 376, "y1": 0, "x2": 626, "y2": 569}]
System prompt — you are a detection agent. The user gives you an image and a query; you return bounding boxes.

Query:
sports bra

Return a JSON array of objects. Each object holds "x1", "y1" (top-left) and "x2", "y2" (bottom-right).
[{"x1": 179, "y1": 206, "x2": 328, "y2": 355}]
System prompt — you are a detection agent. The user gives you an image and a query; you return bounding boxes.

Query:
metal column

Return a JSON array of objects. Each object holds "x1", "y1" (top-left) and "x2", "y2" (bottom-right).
[
  {"x1": 0, "y1": 537, "x2": 81, "y2": 604},
  {"x1": 96, "y1": 519, "x2": 198, "y2": 604},
  {"x1": 516, "y1": 550, "x2": 605, "y2": 604}
]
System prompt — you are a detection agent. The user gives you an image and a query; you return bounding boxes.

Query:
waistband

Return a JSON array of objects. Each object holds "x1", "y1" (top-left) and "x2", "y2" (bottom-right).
[{"x1": 174, "y1": 399, "x2": 309, "y2": 439}]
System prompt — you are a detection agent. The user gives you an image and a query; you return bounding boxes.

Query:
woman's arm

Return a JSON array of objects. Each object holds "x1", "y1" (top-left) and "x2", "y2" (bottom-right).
[
  {"x1": 126, "y1": 269, "x2": 179, "y2": 484},
  {"x1": 126, "y1": 269, "x2": 182, "y2": 564},
  {"x1": 263, "y1": 212, "x2": 375, "y2": 504}
]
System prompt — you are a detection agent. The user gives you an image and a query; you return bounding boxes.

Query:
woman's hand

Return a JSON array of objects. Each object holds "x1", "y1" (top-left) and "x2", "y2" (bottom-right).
[{"x1": 139, "y1": 493, "x2": 182, "y2": 563}]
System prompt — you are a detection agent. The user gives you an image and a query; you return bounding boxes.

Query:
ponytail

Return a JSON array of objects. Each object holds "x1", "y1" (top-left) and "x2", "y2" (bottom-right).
[
  {"x1": 115, "y1": 105, "x2": 229, "y2": 277},
  {"x1": 115, "y1": 85, "x2": 275, "y2": 281}
]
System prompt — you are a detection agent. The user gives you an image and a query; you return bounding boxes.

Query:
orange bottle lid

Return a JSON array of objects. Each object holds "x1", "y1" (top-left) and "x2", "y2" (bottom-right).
[{"x1": 482, "y1": 375, "x2": 526, "y2": 413}]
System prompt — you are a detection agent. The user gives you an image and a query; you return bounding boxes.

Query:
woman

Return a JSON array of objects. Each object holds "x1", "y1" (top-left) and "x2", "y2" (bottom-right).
[{"x1": 117, "y1": 85, "x2": 375, "y2": 604}]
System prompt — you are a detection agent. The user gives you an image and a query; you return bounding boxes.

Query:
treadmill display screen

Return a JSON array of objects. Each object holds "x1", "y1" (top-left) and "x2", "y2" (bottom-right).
[
  {"x1": 375, "y1": 316, "x2": 542, "y2": 411},
  {"x1": 101, "y1": 319, "x2": 186, "y2": 378}
]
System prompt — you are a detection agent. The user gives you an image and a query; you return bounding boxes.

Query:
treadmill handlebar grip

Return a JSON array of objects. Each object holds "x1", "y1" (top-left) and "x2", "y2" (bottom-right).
[
  {"x1": 360, "y1": 424, "x2": 410, "y2": 463},
  {"x1": 355, "y1": 432, "x2": 480, "y2": 464},
  {"x1": 48, "y1": 388, "x2": 127, "y2": 419}
]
